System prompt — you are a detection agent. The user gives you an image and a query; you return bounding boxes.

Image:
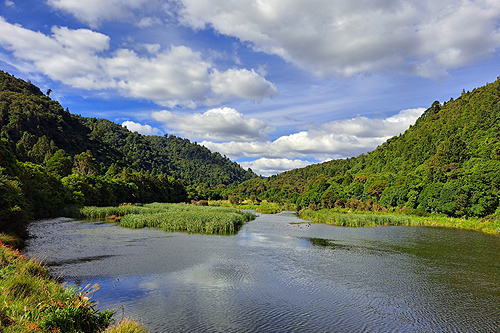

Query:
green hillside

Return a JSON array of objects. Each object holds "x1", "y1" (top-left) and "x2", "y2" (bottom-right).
[
  {"x1": 0, "y1": 70, "x2": 256, "y2": 237},
  {"x1": 229, "y1": 77, "x2": 500, "y2": 219}
]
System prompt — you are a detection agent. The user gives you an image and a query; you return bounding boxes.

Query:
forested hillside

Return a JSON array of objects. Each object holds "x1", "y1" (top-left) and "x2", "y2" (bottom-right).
[
  {"x1": 228, "y1": 77, "x2": 500, "y2": 218},
  {"x1": 0, "y1": 70, "x2": 256, "y2": 237}
]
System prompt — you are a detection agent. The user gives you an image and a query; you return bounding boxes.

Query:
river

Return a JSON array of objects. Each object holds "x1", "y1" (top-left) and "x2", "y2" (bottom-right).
[{"x1": 24, "y1": 211, "x2": 500, "y2": 332}]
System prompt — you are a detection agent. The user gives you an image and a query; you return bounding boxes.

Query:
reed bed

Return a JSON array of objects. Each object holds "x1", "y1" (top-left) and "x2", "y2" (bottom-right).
[
  {"x1": 120, "y1": 210, "x2": 253, "y2": 234},
  {"x1": 218, "y1": 201, "x2": 283, "y2": 214},
  {"x1": 78, "y1": 205, "x2": 149, "y2": 219},
  {"x1": 79, "y1": 203, "x2": 256, "y2": 235},
  {"x1": 299, "y1": 208, "x2": 500, "y2": 235},
  {"x1": 300, "y1": 209, "x2": 412, "y2": 227}
]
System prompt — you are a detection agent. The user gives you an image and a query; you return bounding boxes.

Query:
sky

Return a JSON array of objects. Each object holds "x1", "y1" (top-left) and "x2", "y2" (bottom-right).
[{"x1": 0, "y1": 0, "x2": 499, "y2": 176}]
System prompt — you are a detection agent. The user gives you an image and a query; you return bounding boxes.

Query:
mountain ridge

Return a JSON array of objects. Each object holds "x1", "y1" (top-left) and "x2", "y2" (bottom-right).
[{"x1": 227, "y1": 76, "x2": 500, "y2": 219}]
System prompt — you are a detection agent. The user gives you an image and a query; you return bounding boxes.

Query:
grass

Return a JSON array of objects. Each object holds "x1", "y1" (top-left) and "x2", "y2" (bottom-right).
[
  {"x1": 104, "y1": 318, "x2": 148, "y2": 333},
  {"x1": 299, "y1": 208, "x2": 500, "y2": 235},
  {"x1": 0, "y1": 233, "x2": 23, "y2": 248},
  {"x1": 0, "y1": 242, "x2": 149, "y2": 333},
  {"x1": 0, "y1": 242, "x2": 109, "y2": 333},
  {"x1": 216, "y1": 200, "x2": 284, "y2": 214},
  {"x1": 78, "y1": 203, "x2": 256, "y2": 235}
]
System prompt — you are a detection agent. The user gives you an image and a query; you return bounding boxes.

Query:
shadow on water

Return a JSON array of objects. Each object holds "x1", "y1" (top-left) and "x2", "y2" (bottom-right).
[{"x1": 46, "y1": 254, "x2": 117, "y2": 267}]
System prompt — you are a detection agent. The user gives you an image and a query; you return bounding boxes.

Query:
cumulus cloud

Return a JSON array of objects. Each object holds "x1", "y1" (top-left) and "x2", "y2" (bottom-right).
[
  {"x1": 201, "y1": 108, "x2": 425, "y2": 162},
  {"x1": 122, "y1": 120, "x2": 161, "y2": 135},
  {"x1": 209, "y1": 69, "x2": 278, "y2": 102},
  {"x1": 240, "y1": 158, "x2": 315, "y2": 177},
  {"x1": 47, "y1": 0, "x2": 158, "y2": 28},
  {"x1": 151, "y1": 107, "x2": 275, "y2": 141},
  {"x1": 177, "y1": 0, "x2": 500, "y2": 78},
  {"x1": 4, "y1": 1, "x2": 14, "y2": 7},
  {"x1": 0, "y1": 17, "x2": 276, "y2": 107}
]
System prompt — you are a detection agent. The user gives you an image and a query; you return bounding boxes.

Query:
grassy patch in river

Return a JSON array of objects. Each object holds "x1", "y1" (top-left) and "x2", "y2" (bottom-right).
[
  {"x1": 78, "y1": 203, "x2": 256, "y2": 235},
  {"x1": 299, "y1": 208, "x2": 500, "y2": 235}
]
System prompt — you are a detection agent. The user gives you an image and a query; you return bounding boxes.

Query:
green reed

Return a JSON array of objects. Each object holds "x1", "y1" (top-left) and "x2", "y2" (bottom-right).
[
  {"x1": 79, "y1": 203, "x2": 256, "y2": 235},
  {"x1": 120, "y1": 209, "x2": 255, "y2": 235},
  {"x1": 217, "y1": 201, "x2": 283, "y2": 214},
  {"x1": 299, "y1": 208, "x2": 500, "y2": 235},
  {"x1": 299, "y1": 209, "x2": 412, "y2": 227}
]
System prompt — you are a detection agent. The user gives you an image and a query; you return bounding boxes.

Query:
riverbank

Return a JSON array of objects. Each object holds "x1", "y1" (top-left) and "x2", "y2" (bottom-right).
[
  {"x1": 299, "y1": 208, "x2": 500, "y2": 235},
  {"x1": 0, "y1": 241, "x2": 148, "y2": 333}
]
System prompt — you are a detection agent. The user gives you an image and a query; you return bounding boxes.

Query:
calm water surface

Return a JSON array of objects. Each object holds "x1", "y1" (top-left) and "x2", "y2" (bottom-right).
[{"x1": 25, "y1": 212, "x2": 500, "y2": 332}]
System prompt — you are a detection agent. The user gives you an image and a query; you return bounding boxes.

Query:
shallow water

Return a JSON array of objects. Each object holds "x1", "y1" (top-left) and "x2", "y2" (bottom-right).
[{"x1": 25, "y1": 212, "x2": 500, "y2": 332}]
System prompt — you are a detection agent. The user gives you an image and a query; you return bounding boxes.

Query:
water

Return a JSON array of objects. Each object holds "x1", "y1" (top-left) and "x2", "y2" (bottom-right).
[{"x1": 24, "y1": 212, "x2": 500, "y2": 332}]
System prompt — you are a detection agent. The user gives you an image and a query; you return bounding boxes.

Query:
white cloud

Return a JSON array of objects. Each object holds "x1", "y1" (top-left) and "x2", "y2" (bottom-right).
[
  {"x1": 4, "y1": 0, "x2": 14, "y2": 7},
  {"x1": 151, "y1": 107, "x2": 275, "y2": 141},
  {"x1": 240, "y1": 158, "x2": 315, "y2": 177},
  {"x1": 209, "y1": 68, "x2": 278, "y2": 103},
  {"x1": 47, "y1": 0, "x2": 158, "y2": 28},
  {"x1": 319, "y1": 108, "x2": 425, "y2": 138},
  {"x1": 0, "y1": 17, "x2": 277, "y2": 107},
  {"x1": 122, "y1": 120, "x2": 162, "y2": 135},
  {"x1": 177, "y1": 0, "x2": 500, "y2": 78},
  {"x1": 201, "y1": 108, "x2": 425, "y2": 162},
  {"x1": 135, "y1": 16, "x2": 163, "y2": 28}
]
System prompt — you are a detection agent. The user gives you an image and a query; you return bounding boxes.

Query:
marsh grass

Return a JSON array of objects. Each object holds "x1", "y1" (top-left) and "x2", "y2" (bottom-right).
[
  {"x1": 0, "y1": 242, "x2": 114, "y2": 333},
  {"x1": 119, "y1": 204, "x2": 256, "y2": 234},
  {"x1": 104, "y1": 318, "x2": 149, "y2": 333},
  {"x1": 217, "y1": 200, "x2": 283, "y2": 214},
  {"x1": 300, "y1": 209, "x2": 412, "y2": 227},
  {"x1": 299, "y1": 208, "x2": 500, "y2": 235},
  {"x1": 79, "y1": 203, "x2": 256, "y2": 235}
]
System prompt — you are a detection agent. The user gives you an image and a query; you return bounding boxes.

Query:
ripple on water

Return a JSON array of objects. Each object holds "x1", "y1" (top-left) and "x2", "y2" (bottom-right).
[{"x1": 24, "y1": 214, "x2": 500, "y2": 333}]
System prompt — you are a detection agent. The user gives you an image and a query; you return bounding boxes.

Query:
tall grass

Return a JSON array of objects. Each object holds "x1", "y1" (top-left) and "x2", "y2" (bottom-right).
[
  {"x1": 217, "y1": 200, "x2": 283, "y2": 214},
  {"x1": 78, "y1": 203, "x2": 256, "y2": 235},
  {"x1": 0, "y1": 242, "x2": 115, "y2": 333},
  {"x1": 299, "y1": 208, "x2": 500, "y2": 235},
  {"x1": 300, "y1": 209, "x2": 412, "y2": 227},
  {"x1": 120, "y1": 205, "x2": 255, "y2": 235}
]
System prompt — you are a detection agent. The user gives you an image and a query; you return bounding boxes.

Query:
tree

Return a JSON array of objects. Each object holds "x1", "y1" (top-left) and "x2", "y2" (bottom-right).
[
  {"x1": 46, "y1": 149, "x2": 73, "y2": 177},
  {"x1": 73, "y1": 150, "x2": 99, "y2": 175}
]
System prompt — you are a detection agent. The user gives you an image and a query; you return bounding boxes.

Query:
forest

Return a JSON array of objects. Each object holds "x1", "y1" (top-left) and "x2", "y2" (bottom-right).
[
  {"x1": 1, "y1": 70, "x2": 500, "y2": 239},
  {"x1": 0, "y1": 70, "x2": 256, "y2": 238},
  {"x1": 225, "y1": 77, "x2": 500, "y2": 221}
]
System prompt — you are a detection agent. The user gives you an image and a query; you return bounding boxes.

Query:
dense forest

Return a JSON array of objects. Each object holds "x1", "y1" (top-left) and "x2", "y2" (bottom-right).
[
  {"x1": 225, "y1": 77, "x2": 500, "y2": 219},
  {"x1": 0, "y1": 70, "x2": 256, "y2": 237},
  {"x1": 1, "y1": 70, "x2": 500, "y2": 238}
]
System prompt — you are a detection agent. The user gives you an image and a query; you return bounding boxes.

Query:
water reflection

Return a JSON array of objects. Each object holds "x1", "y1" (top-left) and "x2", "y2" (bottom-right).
[{"x1": 25, "y1": 212, "x2": 500, "y2": 332}]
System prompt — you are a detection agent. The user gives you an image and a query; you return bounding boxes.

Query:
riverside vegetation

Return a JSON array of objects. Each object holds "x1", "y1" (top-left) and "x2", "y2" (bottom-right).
[
  {"x1": 2, "y1": 71, "x2": 500, "y2": 240},
  {"x1": 222, "y1": 77, "x2": 500, "y2": 233},
  {"x1": 78, "y1": 203, "x2": 256, "y2": 235},
  {"x1": 2, "y1": 70, "x2": 500, "y2": 331},
  {"x1": 0, "y1": 241, "x2": 148, "y2": 333}
]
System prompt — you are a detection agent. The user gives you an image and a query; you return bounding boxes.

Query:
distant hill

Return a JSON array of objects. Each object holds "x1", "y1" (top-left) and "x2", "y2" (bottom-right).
[
  {"x1": 0, "y1": 70, "x2": 256, "y2": 236},
  {"x1": 230, "y1": 76, "x2": 500, "y2": 218},
  {"x1": 0, "y1": 70, "x2": 257, "y2": 185}
]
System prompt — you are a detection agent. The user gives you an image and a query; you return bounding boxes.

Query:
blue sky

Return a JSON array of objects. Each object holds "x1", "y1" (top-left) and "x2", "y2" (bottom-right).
[{"x1": 1, "y1": 0, "x2": 499, "y2": 176}]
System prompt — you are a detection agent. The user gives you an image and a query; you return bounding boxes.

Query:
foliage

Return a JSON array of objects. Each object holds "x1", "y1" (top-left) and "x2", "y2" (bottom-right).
[
  {"x1": 0, "y1": 242, "x2": 115, "y2": 333},
  {"x1": 299, "y1": 208, "x2": 500, "y2": 235},
  {"x1": 218, "y1": 200, "x2": 283, "y2": 214},
  {"x1": 224, "y1": 76, "x2": 500, "y2": 226},
  {"x1": 104, "y1": 318, "x2": 149, "y2": 333},
  {"x1": 82, "y1": 203, "x2": 258, "y2": 235},
  {"x1": 0, "y1": 70, "x2": 257, "y2": 238}
]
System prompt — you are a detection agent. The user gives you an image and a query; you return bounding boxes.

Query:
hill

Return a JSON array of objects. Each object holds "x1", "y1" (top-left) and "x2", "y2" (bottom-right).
[
  {"x1": 228, "y1": 76, "x2": 500, "y2": 218},
  {"x1": 0, "y1": 70, "x2": 256, "y2": 237},
  {"x1": 0, "y1": 71, "x2": 256, "y2": 184}
]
